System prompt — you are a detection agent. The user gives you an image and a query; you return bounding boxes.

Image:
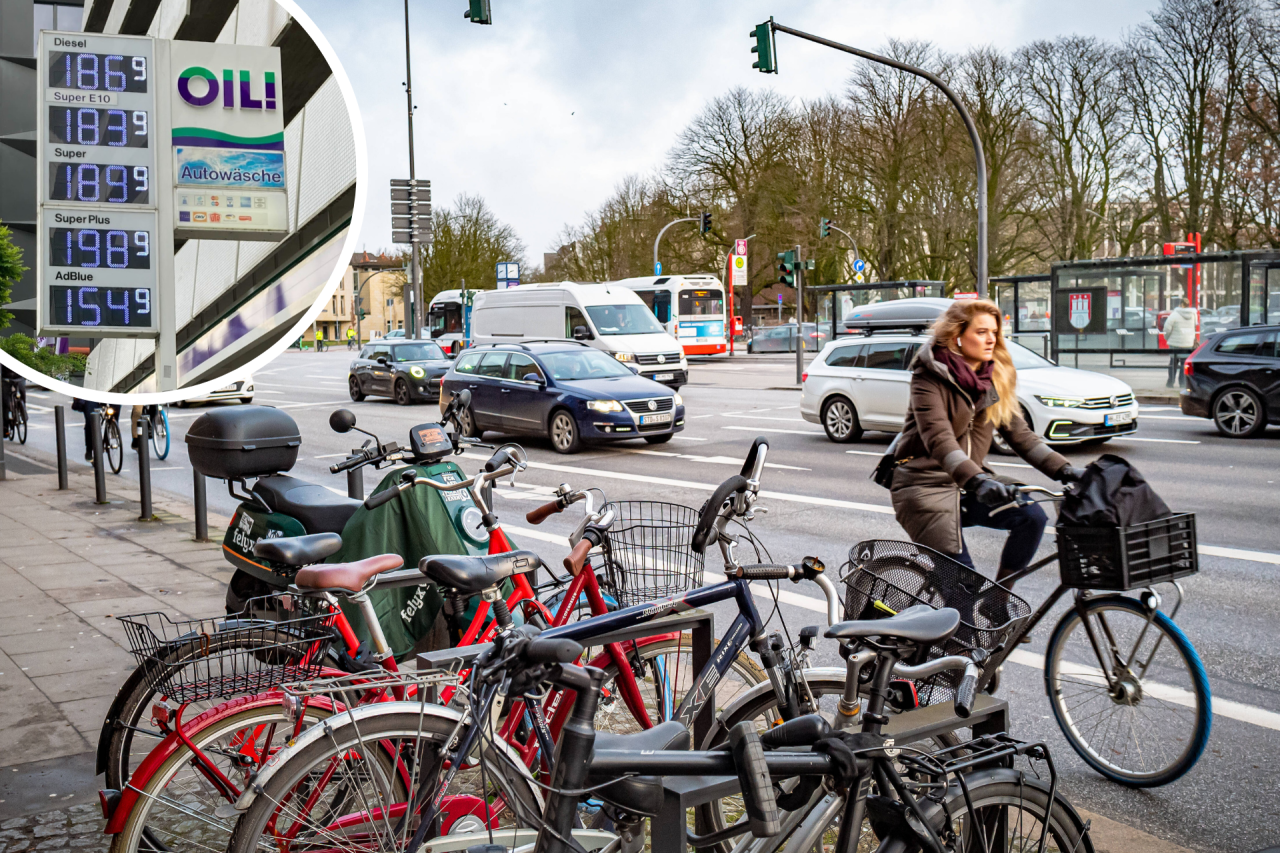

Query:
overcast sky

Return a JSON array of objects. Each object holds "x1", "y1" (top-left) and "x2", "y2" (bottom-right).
[{"x1": 302, "y1": 0, "x2": 1160, "y2": 269}]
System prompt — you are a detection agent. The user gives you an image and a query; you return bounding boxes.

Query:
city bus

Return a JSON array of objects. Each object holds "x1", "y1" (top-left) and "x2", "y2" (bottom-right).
[
  {"x1": 427, "y1": 290, "x2": 466, "y2": 355},
  {"x1": 609, "y1": 274, "x2": 728, "y2": 355}
]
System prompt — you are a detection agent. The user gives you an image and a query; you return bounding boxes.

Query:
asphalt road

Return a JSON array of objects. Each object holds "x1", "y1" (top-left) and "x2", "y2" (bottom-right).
[{"x1": 7, "y1": 348, "x2": 1280, "y2": 853}]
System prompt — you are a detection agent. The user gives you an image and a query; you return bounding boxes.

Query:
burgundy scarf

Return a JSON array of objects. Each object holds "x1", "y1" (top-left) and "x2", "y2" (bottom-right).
[{"x1": 932, "y1": 345, "x2": 994, "y2": 401}]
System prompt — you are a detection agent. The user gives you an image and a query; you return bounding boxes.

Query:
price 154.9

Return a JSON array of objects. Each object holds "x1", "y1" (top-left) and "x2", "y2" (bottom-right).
[
  {"x1": 49, "y1": 227, "x2": 150, "y2": 269},
  {"x1": 49, "y1": 285, "x2": 152, "y2": 328}
]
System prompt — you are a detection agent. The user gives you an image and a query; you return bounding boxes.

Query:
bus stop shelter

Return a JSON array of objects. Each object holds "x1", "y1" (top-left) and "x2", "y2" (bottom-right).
[{"x1": 809, "y1": 281, "x2": 947, "y2": 343}]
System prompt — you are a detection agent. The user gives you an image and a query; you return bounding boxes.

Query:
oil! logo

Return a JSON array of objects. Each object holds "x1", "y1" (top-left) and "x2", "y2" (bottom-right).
[{"x1": 177, "y1": 66, "x2": 277, "y2": 110}]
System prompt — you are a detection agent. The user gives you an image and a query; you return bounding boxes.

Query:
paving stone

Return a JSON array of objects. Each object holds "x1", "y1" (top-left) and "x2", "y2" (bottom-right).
[{"x1": 0, "y1": 819, "x2": 26, "y2": 830}]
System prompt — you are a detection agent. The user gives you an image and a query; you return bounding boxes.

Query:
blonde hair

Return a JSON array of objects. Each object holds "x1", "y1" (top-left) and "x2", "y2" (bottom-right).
[{"x1": 931, "y1": 299, "x2": 1017, "y2": 428}]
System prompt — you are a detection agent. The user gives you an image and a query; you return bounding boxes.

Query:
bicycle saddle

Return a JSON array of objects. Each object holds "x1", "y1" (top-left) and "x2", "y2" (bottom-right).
[
  {"x1": 294, "y1": 554, "x2": 405, "y2": 594},
  {"x1": 825, "y1": 604, "x2": 960, "y2": 644},
  {"x1": 589, "y1": 721, "x2": 691, "y2": 817},
  {"x1": 254, "y1": 533, "x2": 343, "y2": 567},
  {"x1": 419, "y1": 550, "x2": 542, "y2": 594}
]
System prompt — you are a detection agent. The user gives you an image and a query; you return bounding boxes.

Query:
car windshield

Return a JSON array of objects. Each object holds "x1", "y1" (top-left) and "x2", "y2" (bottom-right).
[
  {"x1": 392, "y1": 343, "x2": 444, "y2": 361},
  {"x1": 585, "y1": 304, "x2": 665, "y2": 336},
  {"x1": 1006, "y1": 340, "x2": 1053, "y2": 370},
  {"x1": 541, "y1": 349, "x2": 635, "y2": 380}
]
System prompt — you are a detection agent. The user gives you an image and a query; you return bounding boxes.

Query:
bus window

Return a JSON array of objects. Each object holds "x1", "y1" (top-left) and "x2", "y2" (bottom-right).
[
  {"x1": 429, "y1": 304, "x2": 462, "y2": 335},
  {"x1": 653, "y1": 292, "x2": 672, "y2": 323},
  {"x1": 679, "y1": 290, "x2": 725, "y2": 317}
]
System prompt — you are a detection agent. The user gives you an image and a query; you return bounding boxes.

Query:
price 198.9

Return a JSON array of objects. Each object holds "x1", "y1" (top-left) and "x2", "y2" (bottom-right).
[
  {"x1": 49, "y1": 285, "x2": 152, "y2": 328},
  {"x1": 49, "y1": 227, "x2": 150, "y2": 269}
]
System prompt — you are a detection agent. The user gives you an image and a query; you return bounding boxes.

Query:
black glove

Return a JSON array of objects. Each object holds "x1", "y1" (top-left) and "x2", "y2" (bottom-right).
[
  {"x1": 1057, "y1": 465, "x2": 1087, "y2": 483},
  {"x1": 965, "y1": 474, "x2": 1016, "y2": 508}
]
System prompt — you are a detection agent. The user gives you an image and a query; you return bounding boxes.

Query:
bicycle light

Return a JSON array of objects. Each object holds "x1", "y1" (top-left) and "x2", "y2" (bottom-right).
[{"x1": 280, "y1": 692, "x2": 303, "y2": 725}]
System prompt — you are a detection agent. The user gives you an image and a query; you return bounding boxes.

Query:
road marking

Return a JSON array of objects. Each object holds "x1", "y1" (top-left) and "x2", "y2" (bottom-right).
[
  {"x1": 26, "y1": 392, "x2": 49, "y2": 399},
  {"x1": 1, "y1": 449, "x2": 55, "y2": 470},
  {"x1": 1120, "y1": 436, "x2": 1201, "y2": 445},
  {"x1": 313, "y1": 453, "x2": 349, "y2": 459},
  {"x1": 845, "y1": 450, "x2": 885, "y2": 457},
  {"x1": 1199, "y1": 544, "x2": 1280, "y2": 565},
  {"x1": 722, "y1": 413, "x2": 811, "y2": 422},
  {"x1": 846, "y1": 448, "x2": 1028, "y2": 469},
  {"x1": 673, "y1": 436, "x2": 708, "y2": 441},
  {"x1": 619, "y1": 448, "x2": 810, "y2": 471},
  {"x1": 723, "y1": 425, "x2": 824, "y2": 436},
  {"x1": 149, "y1": 466, "x2": 184, "y2": 471},
  {"x1": 503, "y1": 524, "x2": 571, "y2": 546},
  {"x1": 26, "y1": 404, "x2": 52, "y2": 414},
  {"x1": 689, "y1": 414, "x2": 716, "y2": 419},
  {"x1": 1138, "y1": 406, "x2": 1180, "y2": 412},
  {"x1": 274, "y1": 400, "x2": 354, "y2": 410},
  {"x1": 1139, "y1": 415, "x2": 1196, "y2": 421}
]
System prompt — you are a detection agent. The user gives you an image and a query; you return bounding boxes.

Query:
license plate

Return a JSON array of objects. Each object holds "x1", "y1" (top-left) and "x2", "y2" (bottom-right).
[
  {"x1": 640, "y1": 413, "x2": 673, "y2": 425},
  {"x1": 1105, "y1": 411, "x2": 1135, "y2": 426},
  {"x1": 652, "y1": 373, "x2": 675, "y2": 381}
]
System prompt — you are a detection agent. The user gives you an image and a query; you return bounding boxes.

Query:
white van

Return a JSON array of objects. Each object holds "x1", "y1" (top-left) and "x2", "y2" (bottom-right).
[{"x1": 469, "y1": 282, "x2": 689, "y2": 388}]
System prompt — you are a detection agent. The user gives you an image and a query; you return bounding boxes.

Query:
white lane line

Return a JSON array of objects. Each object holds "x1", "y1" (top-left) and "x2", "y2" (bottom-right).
[
  {"x1": 722, "y1": 413, "x2": 810, "y2": 422},
  {"x1": 843, "y1": 449, "x2": 1029, "y2": 469},
  {"x1": 503, "y1": 524, "x2": 572, "y2": 546},
  {"x1": 313, "y1": 453, "x2": 348, "y2": 459},
  {"x1": 1, "y1": 449, "x2": 55, "y2": 470},
  {"x1": 26, "y1": 392, "x2": 50, "y2": 399},
  {"x1": 1120, "y1": 436, "x2": 1201, "y2": 445},
  {"x1": 723, "y1": 426, "x2": 825, "y2": 437},
  {"x1": 1138, "y1": 406, "x2": 1180, "y2": 412},
  {"x1": 845, "y1": 450, "x2": 885, "y2": 457},
  {"x1": 673, "y1": 436, "x2": 709, "y2": 441},
  {"x1": 274, "y1": 400, "x2": 353, "y2": 410},
  {"x1": 690, "y1": 414, "x2": 716, "y2": 419},
  {"x1": 1139, "y1": 415, "x2": 1197, "y2": 421},
  {"x1": 26, "y1": 403, "x2": 53, "y2": 414},
  {"x1": 149, "y1": 466, "x2": 184, "y2": 471},
  {"x1": 1199, "y1": 544, "x2": 1280, "y2": 565},
  {"x1": 618, "y1": 448, "x2": 811, "y2": 471}
]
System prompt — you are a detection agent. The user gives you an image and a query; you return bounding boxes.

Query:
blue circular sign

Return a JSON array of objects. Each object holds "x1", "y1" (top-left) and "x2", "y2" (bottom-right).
[{"x1": 853, "y1": 258, "x2": 866, "y2": 273}]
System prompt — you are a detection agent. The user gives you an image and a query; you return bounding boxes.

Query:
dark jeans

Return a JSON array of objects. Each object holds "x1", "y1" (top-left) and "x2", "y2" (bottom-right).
[
  {"x1": 1167, "y1": 352, "x2": 1189, "y2": 388},
  {"x1": 950, "y1": 489, "x2": 1048, "y2": 586}
]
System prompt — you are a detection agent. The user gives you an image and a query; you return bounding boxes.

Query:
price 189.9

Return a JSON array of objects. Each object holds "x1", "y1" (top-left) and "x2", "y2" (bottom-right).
[
  {"x1": 49, "y1": 162, "x2": 148, "y2": 204},
  {"x1": 49, "y1": 227, "x2": 150, "y2": 269}
]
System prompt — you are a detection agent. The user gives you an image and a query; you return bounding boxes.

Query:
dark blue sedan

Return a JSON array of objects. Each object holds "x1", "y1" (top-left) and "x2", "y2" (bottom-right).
[{"x1": 439, "y1": 342, "x2": 685, "y2": 453}]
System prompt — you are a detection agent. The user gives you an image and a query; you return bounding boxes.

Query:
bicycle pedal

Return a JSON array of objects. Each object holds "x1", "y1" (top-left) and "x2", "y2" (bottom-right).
[{"x1": 886, "y1": 679, "x2": 920, "y2": 712}]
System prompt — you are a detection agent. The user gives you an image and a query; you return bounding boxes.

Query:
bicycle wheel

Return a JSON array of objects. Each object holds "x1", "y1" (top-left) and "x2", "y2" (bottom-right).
[
  {"x1": 151, "y1": 409, "x2": 169, "y2": 459},
  {"x1": 1045, "y1": 595, "x2": 1211, "y2": 787},
  {"x1": 108, "y1": 698, "x2": 337, "y2": 853},
  {"x1": 14, "y1": 398, "x2": 26, "y2": 444},
  {"x1": 225, "y1": 708, "x2": 546, "y2": 853},
  {"x1": 105, "y1": 418, "x2": 123, "y2": 473}
]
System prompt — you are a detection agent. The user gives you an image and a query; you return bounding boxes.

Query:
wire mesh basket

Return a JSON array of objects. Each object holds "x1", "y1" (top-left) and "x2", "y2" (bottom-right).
[
  {"x1": 117, "y1": 594, "x2": 337, "y2": 704},
  {"x1": 600, "y1": 501, "x2": 705, "y2": 608},
  {"x1": 841, "y1": 540, "x2": 1031, "y2": 705}
]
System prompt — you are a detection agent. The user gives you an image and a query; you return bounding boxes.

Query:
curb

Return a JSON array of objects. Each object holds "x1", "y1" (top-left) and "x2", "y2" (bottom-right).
[{"x1": 1135, "y1": 394, "x2": 1182, "y2": 406}]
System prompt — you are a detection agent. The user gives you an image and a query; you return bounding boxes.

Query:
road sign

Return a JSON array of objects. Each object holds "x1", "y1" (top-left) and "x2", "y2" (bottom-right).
[
  {"x1": 496, "y1": 261, "x2": 520, "y2": 289},
  {"x1": 735, "y1": 238, "x2": 748, "y2": 256},
  {"x1": 854, "y1": 272, "x2": 864, "y2": 283},
  {"x1": 777, "y1": 293, "x2": 782, "y2": 304},
  {"x1": 853, "y1": 258, "x2": 865, "y2": 273},
  {"x1": 390, "y1": 178, "x2": 432, "y2": 244},
  {"x1": 731, "y1": 253, "x2": 747, "y2": 291}
]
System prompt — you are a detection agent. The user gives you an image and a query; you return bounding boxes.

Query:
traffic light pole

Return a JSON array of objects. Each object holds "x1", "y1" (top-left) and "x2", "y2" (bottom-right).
[
  {"x1": 653, "y1": 217, "x2": 698, "y2": 276},
  {"x1": 402, "y1": 0, "x2": 422, "y2": 335},
  {"x1": 795, "y1": 243, "x2": 804, "y2": 385}
]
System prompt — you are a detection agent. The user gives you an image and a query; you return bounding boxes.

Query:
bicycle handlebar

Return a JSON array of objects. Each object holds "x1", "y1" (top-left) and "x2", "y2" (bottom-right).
[
  {"x1": 363, "y1": 459, "x2": 519, "y2": 511},
  {"x1": 989, "y1": 484, "x2": 1066, "y2": 517}
]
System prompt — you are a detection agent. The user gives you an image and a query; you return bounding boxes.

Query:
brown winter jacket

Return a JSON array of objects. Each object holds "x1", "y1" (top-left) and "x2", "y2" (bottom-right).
[{"x1": 890, "y1": 342, "x2": 1069, "y2": 554}]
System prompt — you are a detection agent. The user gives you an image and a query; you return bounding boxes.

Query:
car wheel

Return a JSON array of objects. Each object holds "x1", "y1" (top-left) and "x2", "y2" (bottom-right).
[
  {"x1": 393, "y1": 379, "x2": 412, "y2": 406},
  {"x1": 348, "y1": 376, "x2": 365, "y2": 402},
  {"x1": 1213, "y1": 387, "x2": 1266, "y2": 437},
  {"x1": 821, "y1": 396, "x2": 862, "y2": 443},
  {"x1": 549, "y1": 410, "x2": 582, "y2": 454},
  {"x1": 644, "y1": 433, "x2": 674, "y2": 445},
  {"x1": 458, "y1": 405, "x2": 481, "y2": 439}
]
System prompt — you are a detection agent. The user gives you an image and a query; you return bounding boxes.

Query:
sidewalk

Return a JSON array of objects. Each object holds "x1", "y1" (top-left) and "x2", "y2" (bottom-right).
[{"x1": 0, "y1": 446, "x2": 229, "y2": 841}]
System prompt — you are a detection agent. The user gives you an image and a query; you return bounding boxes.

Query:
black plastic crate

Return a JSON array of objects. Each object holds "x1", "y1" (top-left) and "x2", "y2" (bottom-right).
[{"x1": 1057, "y1": 513, "x2": 1198, "y2": 591}]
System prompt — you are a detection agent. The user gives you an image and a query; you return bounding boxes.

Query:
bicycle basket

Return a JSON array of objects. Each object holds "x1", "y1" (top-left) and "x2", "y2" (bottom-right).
[
  {"x1": 1057, "y1": 513, "x2": 1197, "y2": 590},
  {"x1": 117, "y1": 594, "x2": 336, "y2": 704},
  {"x1": 600, "y1": 501, "x2": 705, "y2": 608},
  {"x1": 842, "y1": 540, "x2": 1031, "y2": 705}
]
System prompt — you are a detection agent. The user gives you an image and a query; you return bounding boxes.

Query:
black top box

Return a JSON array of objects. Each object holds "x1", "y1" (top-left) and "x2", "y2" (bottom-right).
[{"x1": 186, "y1": 405, "x2": 301, "y2": 480}]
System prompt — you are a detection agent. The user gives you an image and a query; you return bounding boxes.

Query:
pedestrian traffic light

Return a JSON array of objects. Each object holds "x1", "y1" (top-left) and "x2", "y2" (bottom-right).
[
  {"x1": 751, "y1": 19, "x2": 776, "y2": 74},
  {"x1": 820, "y1": 217, "x2": 831, "y2": 239},
  {"x1": 700, "y1": 211, "x2": 712, "y2": 234},
  {"x1": 464, "y1": 0, "x2": 492, "y2": 24},
  {"x1": 777, "y1": 250, "x2": 796, "y2": 288}
]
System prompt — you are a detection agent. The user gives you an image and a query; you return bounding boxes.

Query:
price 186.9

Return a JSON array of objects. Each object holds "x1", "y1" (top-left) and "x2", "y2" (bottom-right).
[{"x1": 49, "y1": 227, "x2": 150, "y2": 269}]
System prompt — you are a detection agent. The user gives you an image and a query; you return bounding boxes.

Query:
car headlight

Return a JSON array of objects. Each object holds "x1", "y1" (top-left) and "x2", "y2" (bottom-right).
[
  {"x1": 674, "y1": 393, "x2": 683, "y2": 406},
  {"x1": 1035, "y1": 395, "x2": 1084, "y2": 408},
  {"x1": 409, "y1": 366, "x2": 426, "y2": 379},
  {"x1": 587, "y1": 400, "x2": 624, "y2": 413},
  {"x1": 613, "y1": 352, "x2": 636, "y2": 362}
]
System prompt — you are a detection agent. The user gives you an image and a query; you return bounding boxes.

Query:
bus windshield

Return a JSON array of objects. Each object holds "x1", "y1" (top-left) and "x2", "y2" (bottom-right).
[
  {"x1": 429, "y1": 303, "x2": 462, "y2": 334},
  {"x1": 585, "y1": 304, "x2": 665, "y2": 335},
  {"x1": 678, "y1": 290, "x2": 724, "y2": 317}
]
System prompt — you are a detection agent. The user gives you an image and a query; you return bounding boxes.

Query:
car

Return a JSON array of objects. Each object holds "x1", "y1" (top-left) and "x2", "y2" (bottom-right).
[
  {"x1": 801, "y1": 332, "x2": 1138, "y2": 449},
  {"x1": 747, "y1": 323, "x2": 828, "y2": 353},
  {"x1": 349, "y1": 340, "x2": 452, "y2": 405},
  {"x1": 1180, "y1": 325, "x2": 1280, "y2": 437},
  {"x1": 177, "y1": 377, "x2": 254, "y2": 406},
  {"x1": 439, "y1": 341, "x2": 685, "y2": 454}
]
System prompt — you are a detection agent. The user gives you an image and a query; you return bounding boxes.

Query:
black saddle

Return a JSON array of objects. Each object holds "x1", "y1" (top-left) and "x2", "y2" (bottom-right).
[
  {"x1": 419, "y1": 550, "x2": 542, "y2": 594},
  {"x1": 253, "y1": 533, "x2": 343, "y2": 567},
  {"x1": 825, "y1": 605, "x2": 960, "y2": 644},
  {"x1": 252, "y1": 475, "x2": 362, "y2": 534},
  {"x1": 589, "y1": 721, "x2": 691, "y2": 817}
]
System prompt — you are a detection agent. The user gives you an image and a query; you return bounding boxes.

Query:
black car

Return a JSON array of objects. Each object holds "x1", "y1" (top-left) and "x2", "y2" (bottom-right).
[
  {"x1": 1180, "y1": 325, "x2": 1280, "y2": 436},
  {"x1": 440, "y1": 341, "x2": 685, "y2": 454},
  {"x1": 349, "y1": 340, "x2": 452, "y2": 405}
]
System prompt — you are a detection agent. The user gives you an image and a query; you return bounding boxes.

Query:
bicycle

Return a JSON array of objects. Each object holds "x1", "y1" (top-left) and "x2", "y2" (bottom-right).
[
  {"x1": 101, "y1": 404, "x2": 124, "y2": 473},
  {"x1": 842, "y1": 484, "x2": 1211, "y2": 788},
  {"x1": 2, "y1": 373, "x2": 27, "y2": 444},
  {"x1": 146, "y1": 404, "x2": 169, "y2": 459}
]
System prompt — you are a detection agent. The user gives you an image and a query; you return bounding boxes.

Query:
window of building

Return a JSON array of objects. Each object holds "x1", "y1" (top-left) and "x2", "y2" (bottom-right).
[{"x1": 34, "y1": 3, "x2": 83, "y2": 52}]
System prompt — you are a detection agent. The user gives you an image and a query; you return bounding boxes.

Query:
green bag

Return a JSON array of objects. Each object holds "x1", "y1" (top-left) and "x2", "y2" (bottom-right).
[{"x1": 326, "y1": 460, "x2": 500, "y2": 660}]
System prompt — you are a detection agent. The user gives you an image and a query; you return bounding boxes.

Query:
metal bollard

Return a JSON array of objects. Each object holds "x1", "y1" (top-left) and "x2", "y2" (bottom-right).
[
  {"x1": 193, "y1": 469, "x2": 209, "y2": 542},
  {"x1": 91, "y1": 410, "x2": 107, "y2": 504},
  {"x1": 346, "y1": 449, "x2": 363, "y2": 500},
  {"x1": 54, "y1": 405, "x2": 68, "y2": 489},
  {"x1": 136, "y1": 416, "x2": 153, "y2": 520}
]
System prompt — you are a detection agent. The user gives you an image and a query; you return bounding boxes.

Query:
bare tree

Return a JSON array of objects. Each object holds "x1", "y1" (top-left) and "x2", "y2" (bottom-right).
[{"x1": 418, "y1": 194, "x2": 526, "y2": 299}]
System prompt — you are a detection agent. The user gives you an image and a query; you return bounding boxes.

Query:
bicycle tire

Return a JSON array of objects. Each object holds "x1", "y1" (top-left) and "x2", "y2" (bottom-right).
[
  {"x1": 1044, "y1": 595, "x2": 1211, "y2": 787},
  {"x1": 100, "y1": 625, "x2": 341, "y2": 794},
  {"x1": 225, "y1": 709, "x2": 544, "y2": 853},
  {"x1": 105, "y1": 418, "x2": 123, "y2": 474},
  {"x1": 150, "y1": 409, "x2": 169, "y2": 459},
  {"x1": 15, "y1": 399, "x2": 26, "y2": 444},
  {"x1": 108, "y1": 697, "x2": 338, "y2": 853}
]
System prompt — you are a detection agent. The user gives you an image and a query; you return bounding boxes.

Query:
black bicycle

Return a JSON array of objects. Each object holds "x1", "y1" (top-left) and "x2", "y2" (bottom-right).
[
  {"x1": 100, "y1": 404, "x2": 124, "y2": 474},
  {"x1": 2, "y1": 375, "x2": 26, "y2": 444}
]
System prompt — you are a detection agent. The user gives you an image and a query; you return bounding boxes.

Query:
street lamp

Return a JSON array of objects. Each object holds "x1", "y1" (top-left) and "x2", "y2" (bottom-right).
[{"x1": 653, "y1": 214, "x2": 709, "y2": 275}]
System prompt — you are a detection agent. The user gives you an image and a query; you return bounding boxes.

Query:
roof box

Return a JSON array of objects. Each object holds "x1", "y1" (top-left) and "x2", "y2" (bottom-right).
[{"x1": 843, "y1": 297, "x2": 953, "y2": 334}]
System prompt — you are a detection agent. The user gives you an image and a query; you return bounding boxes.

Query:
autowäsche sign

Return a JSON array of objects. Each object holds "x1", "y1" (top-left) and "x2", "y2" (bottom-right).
[{"x1": 170, "y1": 42, "x2": 287, "y2": 240}]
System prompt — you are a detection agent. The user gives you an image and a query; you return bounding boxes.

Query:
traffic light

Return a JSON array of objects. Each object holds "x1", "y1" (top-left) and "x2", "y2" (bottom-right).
[
  {"x1": 700, "y1": 211, "x2": 712, "y2": 234},
  {"x1": 777, "y1": 250, "x2": 796, "y2": 288},
  {"x1": 355, "y1": 293, "x2": 366, "y2": 320},
  {"x1": 820, "y1": 217, "x2": 831, "y2": 239},
  {"x1": 464, "y1": 0, "x2": 492, "y2": 24},
  {"x1": 751, "y1": 19, "x2": 776, "y2": 74}
]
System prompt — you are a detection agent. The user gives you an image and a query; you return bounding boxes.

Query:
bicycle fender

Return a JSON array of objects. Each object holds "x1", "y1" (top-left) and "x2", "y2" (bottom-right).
[
  {"x1": 95, "y1": 661, "x2": 156, "y2": 778},
  {"x1": 698, "y1": 667, "x2": 846, "y2": 749},
  {"x1": 231, "y1": 700, "x2": 539, "y2": 815}
]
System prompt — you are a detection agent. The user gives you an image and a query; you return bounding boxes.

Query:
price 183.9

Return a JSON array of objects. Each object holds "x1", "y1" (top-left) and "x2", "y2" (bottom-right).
[
  {"x1": 48, "y1": 106, "x2": 147, "y2": 148},
  {"x1": 49, "y1": 227, "x2": 150, "y2": 269},
  {"x1": 49, "y1": 285, "x2": 151, "y2": 328}
]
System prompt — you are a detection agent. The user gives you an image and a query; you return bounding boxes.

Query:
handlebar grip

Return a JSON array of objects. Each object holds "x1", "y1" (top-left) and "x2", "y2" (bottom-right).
[
  {"x1": 757, "y1": 713, "x2": 830, "y2": 749},
  {"x1": 563, "y1": 538, "x2": 592, "y2": 576},
  {"x1": 330, "y1": 452, "x2": 366, "y2": 474},
  {"x1": 728, "y1": 722, "x2": 781, "y2": 838},
  {"x1": 738, "y1": 564, "x2": 793, "y2": 581},
  {"x1": 484, "y1": 449, "x2": 513, "y2": 473},
  {"x1": 364, "y1": 485, "x2": 401, "y2": 511},
  {"x1": 692, "y1": 474, "x2": 749, "y2": 555},
  {"x1": 525, "y1": 500, "x2": 562, "y2": 525},
  {"x1": 954, "y1": 664, "x2": 980, "y2": 719},
  {"x1": 524, "y1": 637, "x2": 584, "y2": 665}
]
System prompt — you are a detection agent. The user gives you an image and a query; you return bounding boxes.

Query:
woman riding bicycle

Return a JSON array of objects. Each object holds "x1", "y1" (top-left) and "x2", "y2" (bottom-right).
[{"x1": 889, "y1": 299, "x2": 1085, "y2": 587}]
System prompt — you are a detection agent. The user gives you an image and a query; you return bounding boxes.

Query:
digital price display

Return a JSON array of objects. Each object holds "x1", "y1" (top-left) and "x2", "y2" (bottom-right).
[
  {"x1": 48, "y1": 106, "x2": 149, "y2": 148},
  {"x1": 49, "y1": 227, "x2": 151, "y2": 270},
  {"x1": 49, "y1": 162, "x2": 149, "y2": 204},
  {"x1": 48, "y1": 51, "x2": 148, "y2": 93},
  {"x1": 49, "y1": 286, "x2": 153, "y2": 328}
]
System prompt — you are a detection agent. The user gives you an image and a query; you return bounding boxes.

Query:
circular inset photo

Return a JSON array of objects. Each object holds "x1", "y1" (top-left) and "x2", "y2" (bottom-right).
[{"x1": 0, "y1": 0, "x2": 365, "y2": 403}]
